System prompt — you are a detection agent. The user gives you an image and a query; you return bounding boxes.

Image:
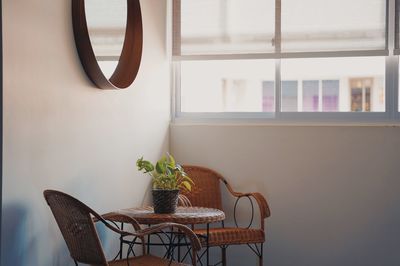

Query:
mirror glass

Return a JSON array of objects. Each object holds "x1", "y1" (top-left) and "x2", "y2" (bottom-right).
[{"x1": 85, "y1": 0, "x2": 127, "y2": 78}]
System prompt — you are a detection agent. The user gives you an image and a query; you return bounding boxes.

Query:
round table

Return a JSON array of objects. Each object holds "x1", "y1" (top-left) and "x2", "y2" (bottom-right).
[
  {"x1": 105, "y1": 206, "x2": 225, "y2": 266},
  {"x1": 110, "y1": 206, "x2": 225, "y2": 225}
]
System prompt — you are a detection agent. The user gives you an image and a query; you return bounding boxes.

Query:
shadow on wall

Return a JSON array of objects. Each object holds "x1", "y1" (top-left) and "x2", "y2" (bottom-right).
[
  {"x1": 1, "y1": 202, "x2": 113, "y2": 266},
  {"x1": 1, "y1": 203, "x2": 39, "y2": 266}
]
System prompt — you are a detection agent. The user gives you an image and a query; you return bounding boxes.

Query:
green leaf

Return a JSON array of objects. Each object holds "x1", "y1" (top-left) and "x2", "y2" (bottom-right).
[
  {"x1": 168, "y1": 153, "x2": 176, "y2": 168},
  {"x1": 180, "y1": 181, "x2": 192, "y2": 191},
  {"x1": 136, "y1": 157, "x2": 154, "y2": 173},
  {"x1": 155, "y1": 160, "x2": 166, "y2": 174},
  {"x1": 137, "y1": 153, "x2": 194, "y2": 191},
  {"x1": 180, "y1": 175, "x2": 194, "y2": 184}
]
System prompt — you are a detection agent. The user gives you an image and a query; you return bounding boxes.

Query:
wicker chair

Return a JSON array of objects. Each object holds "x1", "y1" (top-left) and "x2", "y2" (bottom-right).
[
  {"x1": 43, "y1": 190, "x2": 201, "y2": 266},
  {"x1": 181, "y1": 166, "x2": 271, "y2": 266}
]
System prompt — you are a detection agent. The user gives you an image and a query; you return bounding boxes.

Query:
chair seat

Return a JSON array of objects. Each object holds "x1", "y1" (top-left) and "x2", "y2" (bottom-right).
[
  {"x1": 194, "y1": 227, "x2": 265, "y2": 246},
  {"x1": 109, "y1": 254, "x2": 190, "y2": 266}
]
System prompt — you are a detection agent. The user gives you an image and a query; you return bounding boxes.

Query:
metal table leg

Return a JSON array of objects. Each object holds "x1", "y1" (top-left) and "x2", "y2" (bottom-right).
[
  {"x1": 119, "y1": 222, "x2": 124, "y2": 259},
  {"x1": 206, "y1": 223, "x2": 210, "y2": 266}
]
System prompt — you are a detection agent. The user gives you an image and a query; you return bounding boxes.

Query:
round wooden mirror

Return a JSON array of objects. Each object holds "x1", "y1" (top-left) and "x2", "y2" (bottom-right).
[{"x1": 72, "y1": 0, "x2": 143, "y2": 90}]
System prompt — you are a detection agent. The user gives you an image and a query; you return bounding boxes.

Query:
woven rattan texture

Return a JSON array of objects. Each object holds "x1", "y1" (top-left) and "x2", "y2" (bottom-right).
[
  {"x1": 182, "y1": 166, "x2": 223, "y2": 210},
  {"x1": 45, "y1": 191, "x2": 201, "y2": 266},
  {"x1": 109, "y1": 206, "x2": 225, "y2": 225},
  {"x1": 109, "y1": 254, "x2": 190, "y2": 266},
  {"x1": 152, "y1": 189, "x2": 179, "y2": 214},
  {"x1": 194, "y1": 227, "x2": 265, "y2": 246},
  {"x1": 44, "y1": 191, "x2": 107, "y2": 265},
  {"x1": 174, "y1": 166, "x2": 270, "y2": 265}
]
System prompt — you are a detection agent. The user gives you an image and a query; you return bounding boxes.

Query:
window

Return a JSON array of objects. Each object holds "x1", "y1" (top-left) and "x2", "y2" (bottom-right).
[
  {"x1": 281, "y1": 0, "x2": 386, "y2": 53},
  {"x1": 322, "y1": 81, "x2": 340, "y2": 112},
  {"x1": 262, "y1": 81, "x2": 275, "y2": 112},
  {"x1": 280, "y1": 57, "x2": 385, "y2": 112},
  {"x1": 180, "y1": 60, "x2": 275, "y2": 112},
  {"x1": 302, "y1": 81, "x2": 319, "y2": 112},
  {"x1": 281, "y1": 81, "x2": 298, "y2": 112},
  {"x1": 179, "y1": 0, "x2": 275, "y2": 55},
  {"x1": 173, "y1": 0, "x2": 399, "y2": 122}
]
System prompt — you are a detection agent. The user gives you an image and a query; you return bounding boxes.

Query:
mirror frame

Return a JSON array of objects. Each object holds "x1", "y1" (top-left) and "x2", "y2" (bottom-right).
[{"x1": 72, "y1": 0, "x2": 143, "y2": 90}]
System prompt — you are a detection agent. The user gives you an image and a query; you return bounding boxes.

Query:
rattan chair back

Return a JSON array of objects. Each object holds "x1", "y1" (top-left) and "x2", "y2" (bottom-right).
[
  {"x1": 44, "y1": 190, "x2": 108, "y2": 265},
  {"x1": 182, "y1": 165, "x2": 224, "y2": 211}
]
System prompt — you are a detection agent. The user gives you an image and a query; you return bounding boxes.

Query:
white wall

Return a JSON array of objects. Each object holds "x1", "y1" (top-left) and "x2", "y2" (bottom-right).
[
  {"x1": 171, "y1": 124, "x2": 400, "y2": 266},
  {"x1": 1, "y1": 0, "x2": 171, "y2": 265}
]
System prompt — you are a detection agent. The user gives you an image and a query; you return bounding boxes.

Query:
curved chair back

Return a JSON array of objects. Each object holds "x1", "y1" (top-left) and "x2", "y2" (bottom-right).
[
  {"x1": 44, "y1": 190, "x2": 108, "y2": 265},
  {"x1": 182, "y1": 165, "x2": 225, "y2": 211}
]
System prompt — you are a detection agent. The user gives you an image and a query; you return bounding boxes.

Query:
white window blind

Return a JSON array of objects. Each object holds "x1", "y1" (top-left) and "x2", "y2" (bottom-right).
[
  {"x1": 281, "y1": 0, "x2": 387, "y2": 53},
  {"x1": 175, "y1": 0, "x2": 275, "y2": 55},
  {"x1": 173, "y1": 0, "x2": 388, "y2": 58}
]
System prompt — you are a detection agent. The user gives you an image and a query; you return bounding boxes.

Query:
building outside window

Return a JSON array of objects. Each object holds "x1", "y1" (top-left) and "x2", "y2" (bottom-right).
[
  {"x1": 302, "y1": 80, "x2": 319, "y2": 112},
  {"x1": 262, "y1": 81, "x2": 275, "y2": 112}
]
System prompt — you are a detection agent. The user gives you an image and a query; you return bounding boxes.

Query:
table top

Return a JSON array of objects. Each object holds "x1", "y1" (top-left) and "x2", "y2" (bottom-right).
[{"x1": 105, "y1": 206, "x2": 225, "y2": 225}]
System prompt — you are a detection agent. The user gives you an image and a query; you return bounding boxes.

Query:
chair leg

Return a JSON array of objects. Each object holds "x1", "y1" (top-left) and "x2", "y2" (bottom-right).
[
  {"x1": 192, "y1": 248, "x2": 197, "y2": 266},
  {"x1": 258, "y1": 243, "x2": 263, "y2": 266},
  {"x1": 221, "y1": 246, "x2": 227, "y2": 266}
]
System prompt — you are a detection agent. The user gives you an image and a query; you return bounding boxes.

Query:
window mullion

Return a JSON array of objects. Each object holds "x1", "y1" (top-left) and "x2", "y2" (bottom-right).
[
  {"x1": 275, "y1": 0, "x2": 281, "y2": 54},
  {"x1": 385, "y1": 56, "x2": 397, "y2": 118},
  {"x1": 275, "y1": 59, "x2": 282, "y2": 116},
  {"x1": 396, "y1": 57, "x2": 399, "y2": 117},
  {"x1": 173, "y1": 61, "x2": 182, "y2": 119},
  {"x1": 172, "y1": 0, "x2": 181, "y2": 56},
  {"x1": 274, "y1": 0, "x2": 282, "y2": 116},
  {"x1": 394, "y1": 0, "x2": 398, "y2": 52},
  {"x1": 386, "y1": 0, "x2": 398, "y2": 119}
]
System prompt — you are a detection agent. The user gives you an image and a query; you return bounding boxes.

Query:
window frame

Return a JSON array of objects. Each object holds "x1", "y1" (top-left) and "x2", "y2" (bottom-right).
[{"x1": 172, "y1": 0, "x2": 400, "y2": 124}]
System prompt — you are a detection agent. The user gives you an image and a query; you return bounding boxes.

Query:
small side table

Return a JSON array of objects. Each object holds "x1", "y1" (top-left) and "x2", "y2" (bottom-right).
[{"x1": 104, "y1": 206, "x2": 225, "y2": 266}]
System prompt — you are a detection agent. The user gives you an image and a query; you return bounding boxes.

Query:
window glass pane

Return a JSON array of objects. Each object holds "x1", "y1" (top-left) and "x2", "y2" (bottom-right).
[
  {"x1": 180, "y1": 60, "x2": 275, "y2": 112},
  {"x1": 180, "y1": 0, "x2": 275, "y2": 55},
  {"x1": 262, "y1": 81, "x2": 275, "y2": 112},
  {"x1": 281, "y1": 81, "x2": 298, "y2": 112},
  {"x1": 302, "y1": 80, "x2": 319, "y2": 112},
  {"x1": 322, "y1": 80, "x2": 340, "y2": 112},
  {"x1": 281, "y1": 57, "x2": 385, "y2": 112},
  {"x1": 281, "y1": 0, "x2": 386, "y2": 52}
]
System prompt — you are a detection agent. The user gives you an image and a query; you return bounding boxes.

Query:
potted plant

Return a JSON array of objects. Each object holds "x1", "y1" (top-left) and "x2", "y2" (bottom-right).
[{"x1": 136, "y1": 153, "x2": 193, "y2": 214}]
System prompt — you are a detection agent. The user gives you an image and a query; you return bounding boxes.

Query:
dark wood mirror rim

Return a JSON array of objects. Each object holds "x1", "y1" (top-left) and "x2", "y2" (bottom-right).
[{"x1": 72, "y1": 0, "x2": 143, "y2": 90}]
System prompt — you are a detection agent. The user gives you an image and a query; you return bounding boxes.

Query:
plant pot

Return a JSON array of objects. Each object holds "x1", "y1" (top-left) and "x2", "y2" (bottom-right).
[{"x1": 152, "y1": 189, "x2": 180, "y2": 214}]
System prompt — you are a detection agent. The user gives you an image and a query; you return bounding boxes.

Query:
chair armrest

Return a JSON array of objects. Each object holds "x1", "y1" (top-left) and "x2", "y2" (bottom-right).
[
  {"x1": 93, "y1": 214, "x2": 201, "y2": 253},
  {"x1": 94, "y1": 213, "x2": 142, "y2": 231},
  {"x1": 242, "y1": 192, "x2": 271, "y2": 220},
  {"x1": 93, "y1": 213, "x2": 147, "y2": 255},
  {"x1": 222, "y1": 179, "x2": 271, "y2": 231}
]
